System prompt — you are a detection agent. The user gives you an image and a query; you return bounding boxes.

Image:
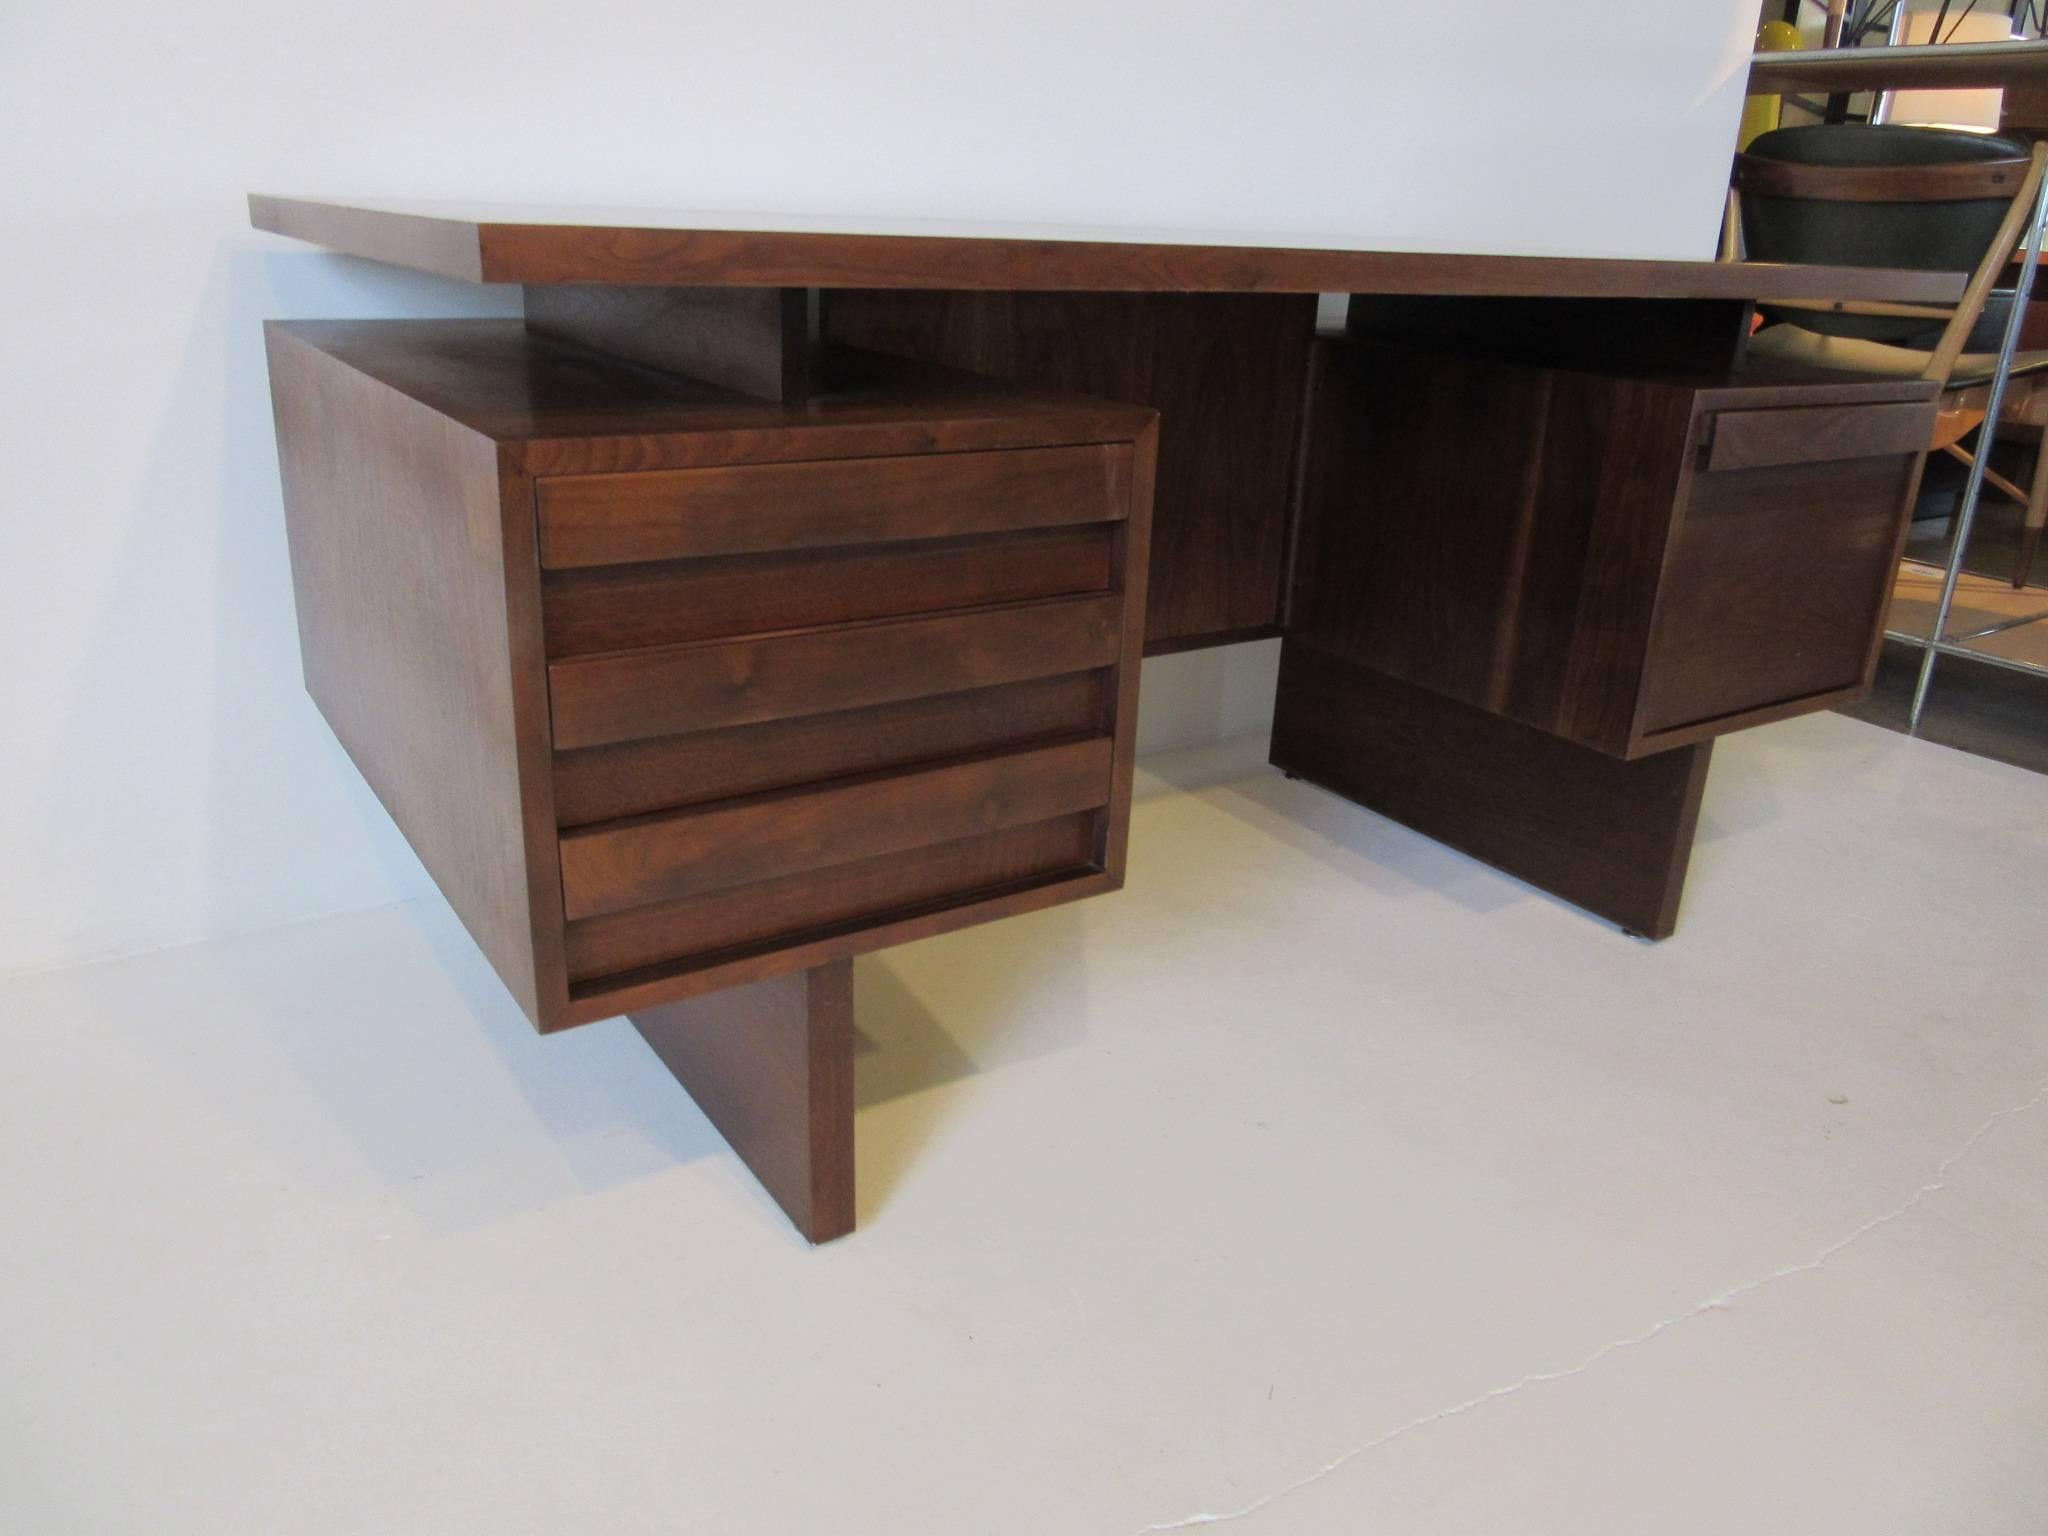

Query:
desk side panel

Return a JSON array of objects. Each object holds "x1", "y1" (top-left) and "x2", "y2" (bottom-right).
[{"x1": 265, "y1": 326, "x2": 556, "y2": 1023}]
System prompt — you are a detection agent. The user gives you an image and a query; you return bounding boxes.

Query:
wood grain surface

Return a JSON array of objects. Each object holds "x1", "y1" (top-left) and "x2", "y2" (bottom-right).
[
  {"x1": 250, "y1": 194, "x2": 1967, "y2": 302},
  {"x1": 558, "y1": 737, "x2": 1114, "y2": 919},
  {"x1": 629, "y1": 961, "x2": 856, "y2": 1243},
  {"x1": 547, "y1": 595, "x2": 1124, "y2": 750},
  {"x1": 1271, "y1": 644, "x2": 1713, "y2": 940},
  {"x1": 824, "y1": 291, "x2": 1312, "y2": 649}
]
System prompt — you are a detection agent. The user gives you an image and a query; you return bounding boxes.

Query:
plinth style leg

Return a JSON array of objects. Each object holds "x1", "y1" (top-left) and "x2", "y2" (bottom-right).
[
  {"x1": 629, "y1": 960, "x2": 856, "y2": 1243},
  {"x1": 1271, "y1": 645, "x2": 1713, "y2": 940}
]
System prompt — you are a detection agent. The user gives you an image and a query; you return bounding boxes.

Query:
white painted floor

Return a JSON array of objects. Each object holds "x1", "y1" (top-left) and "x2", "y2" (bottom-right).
[{"x1": 4, "y1": 712, "x2": 2046, "y2": 1534}]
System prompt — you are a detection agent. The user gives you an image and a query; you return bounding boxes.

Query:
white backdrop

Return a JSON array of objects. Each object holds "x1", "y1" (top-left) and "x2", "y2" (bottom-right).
[{"x1": 0, "y1": 1, "x2": 1758, "y2": 975}]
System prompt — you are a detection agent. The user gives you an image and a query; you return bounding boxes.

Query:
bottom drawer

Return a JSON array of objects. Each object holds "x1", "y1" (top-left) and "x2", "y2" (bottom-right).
[
  {"x1": 564, "y1": 812, "x2": 1103, "y2": 986},
  {"x1": 556, "y1": 733, "x2": 1116, "y2": 989},
  {"x1": 559, "y1": 736, "x2": 1113, "y2": 921}
]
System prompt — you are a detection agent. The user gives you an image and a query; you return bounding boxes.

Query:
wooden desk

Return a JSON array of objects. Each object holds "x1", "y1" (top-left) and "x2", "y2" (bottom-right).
[{"x1": 253, "y1": 197, "x2": 1955, "y2": 1240}]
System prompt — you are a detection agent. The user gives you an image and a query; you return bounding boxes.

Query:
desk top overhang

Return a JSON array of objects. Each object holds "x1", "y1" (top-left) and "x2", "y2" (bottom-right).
[{"x1": 249, "y1": 194, "x2": 1964, "y2": 304}]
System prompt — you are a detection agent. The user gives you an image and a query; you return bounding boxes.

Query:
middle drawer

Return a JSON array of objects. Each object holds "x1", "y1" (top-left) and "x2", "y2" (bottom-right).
[{"x1": 549, "y1": 592, "x2": 1123, "y2": 751}]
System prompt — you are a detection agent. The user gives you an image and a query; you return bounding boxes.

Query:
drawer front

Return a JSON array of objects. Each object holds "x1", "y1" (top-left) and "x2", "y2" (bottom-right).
[
  {"x1": 549, "y1": 594, "x2": 1123, "y2": 751},
  {"x1": 554, "y1": 670, "x2": 1109, "y2": 828},
  {"x1": 560, "y1": 736, "x2": 1114, "y2": 920},
  {"x1": 563, "y1": 813, "x2": 1103, "y2": 984},
  {"x1": 556, "y1": 712, "x2": 1116, "y2": 987},
  {"x1": 1636, "y1": 450, "x2": 1920, "y2": 741},
  {"x1": 542, "y1": 523, "x2": 1115, "y2": 658},
  {"x1": 537, "y1": 443, "x2": 1132, "y2": 569}
]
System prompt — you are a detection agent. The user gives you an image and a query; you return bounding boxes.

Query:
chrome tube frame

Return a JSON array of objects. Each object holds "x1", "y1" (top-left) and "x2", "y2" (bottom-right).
[{"x1": 1907, "y1": 162, "x2": 2048, "y2": 731}]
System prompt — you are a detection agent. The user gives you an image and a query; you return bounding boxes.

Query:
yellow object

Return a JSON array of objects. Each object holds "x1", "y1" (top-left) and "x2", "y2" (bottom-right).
[{"x1": 1738, "y1": 21, "x2": 1802, "y2": 150}]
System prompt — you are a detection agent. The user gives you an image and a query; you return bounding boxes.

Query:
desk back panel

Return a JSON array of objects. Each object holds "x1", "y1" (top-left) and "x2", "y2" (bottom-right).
[{"x1": 824, "y1": 291, "x2": 1316, "y2": 651}]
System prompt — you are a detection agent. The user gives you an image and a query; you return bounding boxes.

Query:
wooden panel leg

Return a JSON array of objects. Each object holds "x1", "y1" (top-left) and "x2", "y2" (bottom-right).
[
  {"x1": 1271, "y1": 643, "x2": 1712, "y2": 940},
  {"x1": 629, "y1": 960, "x2": 856, "y2": 1243}
]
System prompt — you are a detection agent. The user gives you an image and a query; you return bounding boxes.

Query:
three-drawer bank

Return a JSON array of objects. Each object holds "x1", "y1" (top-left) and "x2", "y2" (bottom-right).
[{"x1": 266, "y1": 320, "x2": 1156, "y2": 1032}]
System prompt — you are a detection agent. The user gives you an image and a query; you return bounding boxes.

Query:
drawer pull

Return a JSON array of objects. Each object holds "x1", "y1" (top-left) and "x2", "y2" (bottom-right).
[{"x1": 1704, "y1": 401, "x2": 1930, "y2": 473}]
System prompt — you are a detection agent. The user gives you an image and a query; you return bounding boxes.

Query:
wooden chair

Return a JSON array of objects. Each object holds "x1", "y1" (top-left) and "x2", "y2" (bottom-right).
[{"x1": 1730, "y1": 126, "x2": 2048, "y2": 587}]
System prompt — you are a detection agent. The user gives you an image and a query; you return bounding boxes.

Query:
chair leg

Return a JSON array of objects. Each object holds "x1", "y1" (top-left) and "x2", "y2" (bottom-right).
[
  {"x1": 1942, "y1": 442, "x2": 2030, "y2": 508},
  {"x1": 2018, "y1": 436, "x2": 2048, "y2": 588},
  {"x1": 2019, "y1": 515, "x2": 2047, "y2": 591}
]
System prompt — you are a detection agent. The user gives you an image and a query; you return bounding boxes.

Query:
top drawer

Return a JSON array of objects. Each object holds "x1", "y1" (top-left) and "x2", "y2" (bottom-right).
[{"x1": 537, "y1": 443, "x2": 1132, "y2": 569}]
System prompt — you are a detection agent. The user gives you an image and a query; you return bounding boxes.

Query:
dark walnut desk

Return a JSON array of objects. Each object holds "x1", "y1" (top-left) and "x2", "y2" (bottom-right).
[{"x1": 252, "y1": 196, "x2": 1957, "y2": 1240}]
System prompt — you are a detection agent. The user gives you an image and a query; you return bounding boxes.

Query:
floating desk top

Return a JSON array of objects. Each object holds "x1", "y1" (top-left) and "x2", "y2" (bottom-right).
[
  {"x1": 1747, "y1": 39, "x2": 2048, "y2": 96},
  {"x1": 248, "y1": 194, "x2": 1964, "y2": 303}
]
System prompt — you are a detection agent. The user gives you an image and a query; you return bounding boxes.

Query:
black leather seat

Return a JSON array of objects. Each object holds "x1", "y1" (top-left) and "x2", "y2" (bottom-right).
[
  {"x1": 1736, "y1": 124, "x2": 2045, "y2": 383},
  {"x1": 1736, "y1": 123, "x2": 2023, "y2": 352}
]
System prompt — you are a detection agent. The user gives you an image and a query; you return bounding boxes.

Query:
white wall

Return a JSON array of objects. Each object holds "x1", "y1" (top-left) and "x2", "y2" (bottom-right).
[{"x1": 0, "y1": 1, "x2": 1758, "y2": 976}]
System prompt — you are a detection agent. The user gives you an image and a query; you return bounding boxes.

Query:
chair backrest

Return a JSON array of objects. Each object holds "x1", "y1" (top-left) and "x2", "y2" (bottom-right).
[{"x1": 1735, "y1": 124, "x2": 2031, "y2": 346}]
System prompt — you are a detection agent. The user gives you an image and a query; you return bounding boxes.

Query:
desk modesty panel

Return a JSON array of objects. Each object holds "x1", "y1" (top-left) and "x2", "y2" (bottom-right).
[{"x1": 255, "y1": 200, "x2": 1949, "y2": 1241}]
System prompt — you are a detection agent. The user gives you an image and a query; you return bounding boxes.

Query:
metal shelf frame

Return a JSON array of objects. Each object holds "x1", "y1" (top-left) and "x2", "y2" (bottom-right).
[{"x1": 1887, "y1": 158, "x2": 2048, "y2": 731}]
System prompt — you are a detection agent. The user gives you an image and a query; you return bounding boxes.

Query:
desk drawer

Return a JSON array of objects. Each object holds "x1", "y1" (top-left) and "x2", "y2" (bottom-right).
[
  {"x1": 537, "y1": 443, "x2": 1132, "y2": 569},
  {"x1": 542, "y1": 522, "x2": 1115, "y2": 657},
  {"x1": 1635, "y1": 448, "x2": 1923, "y2": 743},
  {"x1": 549, "y1": 593, "x2": 1123, "y2": 751},
  {"x1": 563, "y1": 812, "x2": 1104, "y2": 984},
  {"x1": 553, "y1": 670, "x2": 1110, "y2": 827},
  {"x1": 558, "y1": 716, "x2": 1114, "y2": 984},
  {"x1": 560, "y1": 735, "x2": 1113, "y2": 921}
]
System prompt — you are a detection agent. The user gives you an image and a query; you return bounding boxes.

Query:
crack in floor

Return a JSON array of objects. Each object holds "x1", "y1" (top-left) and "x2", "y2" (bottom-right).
[{"x1": 1137, "y1": 1072, "x2": 2048, "y2": 1533}]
